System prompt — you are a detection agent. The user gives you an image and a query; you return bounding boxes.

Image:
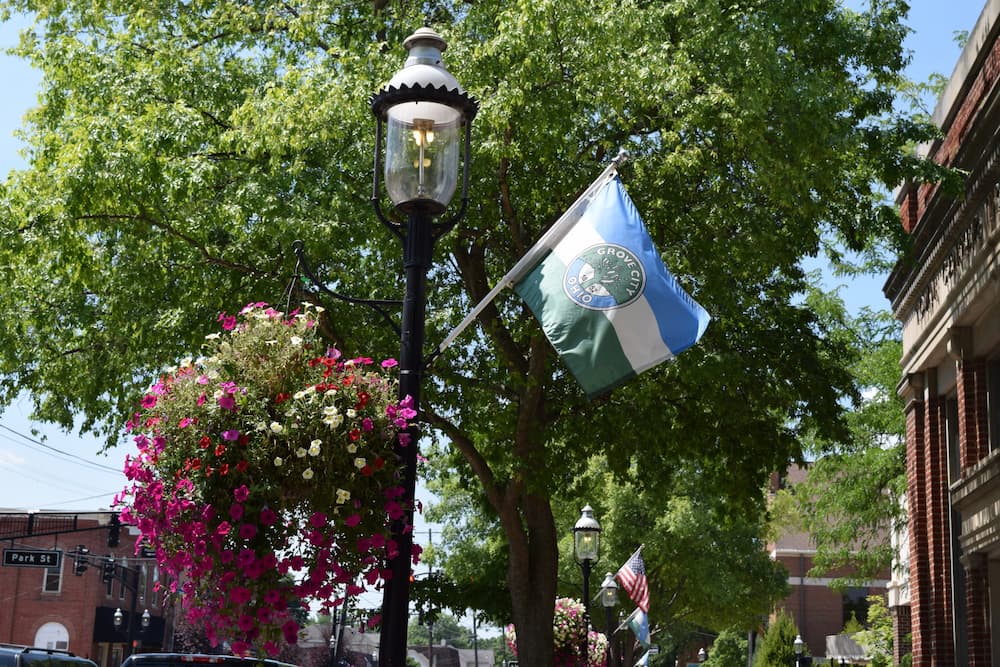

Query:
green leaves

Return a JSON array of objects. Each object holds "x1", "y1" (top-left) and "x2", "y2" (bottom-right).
[{"x1": 0, "y1": 0, "x2": 949, "y2": 658}]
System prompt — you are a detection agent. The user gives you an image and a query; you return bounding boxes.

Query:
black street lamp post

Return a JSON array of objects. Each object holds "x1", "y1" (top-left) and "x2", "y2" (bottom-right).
[
  {"x1": 793, "y1": 634, "x2": 804, "y2": 667},
  {"x1": 600, "y1": 572, "x2": 618, "y2": 667},
  {"x1": 370, "y1": 26, "x2": 478, "y2": 667},
  {"x1": 573, "y1": 505, "x2": 601, "y2": 667},
  {"x1": 113, "y1": 604, "x2": 150, "y2": 657}
]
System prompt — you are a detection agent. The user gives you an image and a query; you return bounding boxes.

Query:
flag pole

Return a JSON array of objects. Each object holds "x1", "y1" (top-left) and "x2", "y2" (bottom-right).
[
  {"x1": 431, "y1": 149, "x2": 630, "y2": 359},
  {"x1": 615, "y1": 607, "x2": 640, "y2": 634}
]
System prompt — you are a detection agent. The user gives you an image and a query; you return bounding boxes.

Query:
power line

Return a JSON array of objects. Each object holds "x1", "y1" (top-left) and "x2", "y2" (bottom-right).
[
  {"x1": 45, "y1": 491, "x2": 121, "y2": 507},
  {"x1": 0, "y1": 423, "x2": 121, "y2": 474}
]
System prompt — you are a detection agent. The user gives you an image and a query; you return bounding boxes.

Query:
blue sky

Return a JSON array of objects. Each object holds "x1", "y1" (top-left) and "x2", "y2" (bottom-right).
[{"x1": 0, "y1": 2, "x2": 989, "y2": 511}]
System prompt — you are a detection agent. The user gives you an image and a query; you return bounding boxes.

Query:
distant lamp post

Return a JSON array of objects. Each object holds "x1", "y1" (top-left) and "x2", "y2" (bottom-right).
[
  {"x1": 794, "y1": 634, "x2": 804, "y2": 666},
  {"x1": 573, "y1": 505, "x2": 601, "y2": 666},
  {"x1": 698, "y1": 647, "x2": 707, "y2": 662},
  {"x1": 113, "y1": 607, "x2": 124, "y2": 629},
  {"x1": 600, "y1": 572, "x2": 618, "y2": 666},
  {"x1": 370, "y1": 24, "x2": 478, "y2": 667},
  {"x1": 141, "y1": 609, "x2": 151, "y2": 630}
]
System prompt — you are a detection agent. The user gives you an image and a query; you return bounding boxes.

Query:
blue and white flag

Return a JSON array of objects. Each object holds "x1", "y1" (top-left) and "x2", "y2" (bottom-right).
[
  {"x1": 616, "y1": 606, "x2": 650, "y2": 648},
  {"x1": 514, "y1": 177, "x2": 710, "y2": 397}
]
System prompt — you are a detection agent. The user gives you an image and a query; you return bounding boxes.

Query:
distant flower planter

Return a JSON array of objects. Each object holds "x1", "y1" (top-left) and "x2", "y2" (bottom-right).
[
  {"x1": 505, "y1": 597, "x2": 609, "y2": 667},
  {"x1": 118, "y1": 302, "x2": 415, "y2": 655}
]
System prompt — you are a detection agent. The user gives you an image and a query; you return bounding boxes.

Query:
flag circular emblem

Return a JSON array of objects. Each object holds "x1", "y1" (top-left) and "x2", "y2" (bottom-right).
[{"x1": 563, "y1": 243, "x2": 646, "y2": 311}]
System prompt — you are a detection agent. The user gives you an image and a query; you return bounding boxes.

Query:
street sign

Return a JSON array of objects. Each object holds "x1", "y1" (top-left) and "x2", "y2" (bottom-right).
[{"x1": 3, "y1": 548, "x2": 62, "y2": 568}]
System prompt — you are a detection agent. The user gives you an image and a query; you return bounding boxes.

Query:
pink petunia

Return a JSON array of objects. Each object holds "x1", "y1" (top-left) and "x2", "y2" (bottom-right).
[
  {"x1": 234, "y1": 485, "x2": 250, "y2": 502},
  {"x1": 219, "y1": 313, "x2": 238, "y2": 330},
  {"x1": 282, "y1": 620, "x2": 299, "y2": 644}
]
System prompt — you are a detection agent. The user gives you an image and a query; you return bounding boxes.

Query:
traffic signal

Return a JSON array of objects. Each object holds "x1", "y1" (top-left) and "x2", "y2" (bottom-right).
[
  {"x1": 73, "y1": 545, "x2": 89, "y2": 576},
  {"x1": 108, "y1": 513, "x2": 121, "y2": 547},
  {"x1": 102, "y1": 556, "x2": 116, "y2": 584}
]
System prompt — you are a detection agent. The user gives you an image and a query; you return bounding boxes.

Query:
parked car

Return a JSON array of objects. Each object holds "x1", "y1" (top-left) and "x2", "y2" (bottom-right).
[
  {"x1": 119, "y1": 654, "x2": 298, "y2": 667},
  {"x1": 0, "y1": 644, "x2": 98, "y2": 667}
]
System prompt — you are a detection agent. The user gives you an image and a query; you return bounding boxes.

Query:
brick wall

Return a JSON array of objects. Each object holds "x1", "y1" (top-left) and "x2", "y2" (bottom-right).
[
  {"x1": 0, "y1": 516, "x2": 161, "y2": 663},
  {"x1": 958, "y1": 358, "x2": 989, "y2": 471},
  {"x1": 898, "y1": 12, "x2": 1000, "y2": 233},
  {"x1": 905, "y1": 391, "x2": 930, "y2": 666},
  {"x1": 924, "y1": 394, "x2": 955, "y2": 666}
]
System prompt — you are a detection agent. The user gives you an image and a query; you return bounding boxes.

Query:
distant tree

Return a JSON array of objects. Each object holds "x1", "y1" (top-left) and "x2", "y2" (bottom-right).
[
  {"x1": 407, "y1": 611, "x2": 474, "y2": 649},
  {"x1": 794, "y1": 304, "x2": 907, "y2": 584},
  {"x1": 752, "y1": 611, "x2": 801, "y2": 667},
  {"x1": 703, "y1": 629, "x2": 750, "y2": 667},
  {"x1": 852, "y1": 595, "x2": 894, "y2": 667}
]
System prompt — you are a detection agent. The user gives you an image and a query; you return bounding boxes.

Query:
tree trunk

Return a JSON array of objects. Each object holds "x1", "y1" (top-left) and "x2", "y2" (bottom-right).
[{"x1": 501, "y1": 492, "x2": 558, "y2": 666}]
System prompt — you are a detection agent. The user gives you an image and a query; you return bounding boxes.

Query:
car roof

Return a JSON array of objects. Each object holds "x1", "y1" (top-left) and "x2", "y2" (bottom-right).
[
  {"x1": 0, "y1": 645, "x2": 98, "y2": 667},
  {"x1": 119, "y1": 654, "x2": 298, "y2": 667}
]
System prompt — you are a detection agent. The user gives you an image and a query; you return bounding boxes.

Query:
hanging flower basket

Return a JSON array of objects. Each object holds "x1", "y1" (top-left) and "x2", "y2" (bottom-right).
[
  {"x1": 117, "y1": 303, "x2": 415, "y2": 655},
  {"x1": 505, "y1": 597, "x2": 609, "y2": 667}
]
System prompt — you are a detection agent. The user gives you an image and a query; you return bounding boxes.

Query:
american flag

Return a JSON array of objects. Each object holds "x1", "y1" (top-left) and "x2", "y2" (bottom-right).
[{"x1": 615, "y1": 547, "x2": 649, "y2": 612}]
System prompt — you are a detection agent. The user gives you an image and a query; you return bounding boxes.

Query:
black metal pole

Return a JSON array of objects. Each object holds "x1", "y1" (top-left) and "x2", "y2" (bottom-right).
[
  {"x1": 472, "y1": 614, "x2": 479, "y2": 667},
  {"x1": 581, "y1": 559, "x2": 591, "y2": 666},
  {"x1": 125, "y1": 567, "x2": 139, "y2": 657},
  {"x1": 604, "y1": 606, "x2": 614, "y2": 667},
  {"x1": 379, "y1": 210, "x2": 433, "y2": 667}
]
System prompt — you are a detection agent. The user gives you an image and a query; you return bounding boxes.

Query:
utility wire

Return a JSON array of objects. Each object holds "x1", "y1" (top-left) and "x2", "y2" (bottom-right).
[{"x1": 0, "y1": 423, "x2": 122, "y2": 474}]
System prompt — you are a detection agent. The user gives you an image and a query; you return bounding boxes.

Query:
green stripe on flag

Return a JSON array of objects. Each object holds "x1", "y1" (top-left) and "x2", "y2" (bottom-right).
[{"x1": 515, "y1": 253, "x2": 636, "y2": 397}]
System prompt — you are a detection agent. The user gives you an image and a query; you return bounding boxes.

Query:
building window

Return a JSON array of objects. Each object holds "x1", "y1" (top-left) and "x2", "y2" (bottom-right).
[
  {"x1": 34, "y1": 622, "x2": 69, "y2": 650},
  {"x1": 42, "y1": 552, "x2": 63, "y2": 593},
  {"x1": 138, "y1": 563, "x2": 147, "y2": 604},
  {"x1": 105, "y1": 556, "x2": 114, "y2": 597},
  {"x1": 119, "y1": 563, "x2": 127, "y2": 600},
  {"x1": 151, "y1": 565, "x2": 160, "y2": 608},
  {"x1": 988, "y1": 360, "x2": 1000, "y2": 454},
  {"x1": 843, "y1": 587, "x2": 869, "y2": 627}
]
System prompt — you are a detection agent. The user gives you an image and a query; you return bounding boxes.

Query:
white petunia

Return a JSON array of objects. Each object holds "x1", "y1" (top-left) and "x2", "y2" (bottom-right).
[{"x1": 302, "y1": 468, "x2": 314, "y2": 480}]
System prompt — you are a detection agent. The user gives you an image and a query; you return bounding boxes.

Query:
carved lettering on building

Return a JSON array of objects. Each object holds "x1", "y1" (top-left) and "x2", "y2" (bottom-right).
[{"x1": 914, "y1": 184, "x2": 992, "y2": 324}]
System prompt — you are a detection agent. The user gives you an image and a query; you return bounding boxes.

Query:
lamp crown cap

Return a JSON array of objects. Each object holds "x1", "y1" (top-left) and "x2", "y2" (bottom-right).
[{"x1": 404, "y1": 26, "x2": 447, "y2": 53}]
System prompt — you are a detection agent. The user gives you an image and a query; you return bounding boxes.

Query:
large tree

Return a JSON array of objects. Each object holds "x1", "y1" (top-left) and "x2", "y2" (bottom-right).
[{"x1": 0, "y1": 0, "x2": 949, "y2": 664}]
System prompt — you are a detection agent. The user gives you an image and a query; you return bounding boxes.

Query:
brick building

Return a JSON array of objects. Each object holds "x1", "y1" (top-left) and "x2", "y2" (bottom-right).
[
  {"x1": 768, "y1": 466, "x2": 888, "y2": 660},
  {"x1": 0, "y1": 510, "x2": 166, "y2": 667},
  {"x1": 885, "y1": 0, "x2": 1000, "y2": 664}
]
